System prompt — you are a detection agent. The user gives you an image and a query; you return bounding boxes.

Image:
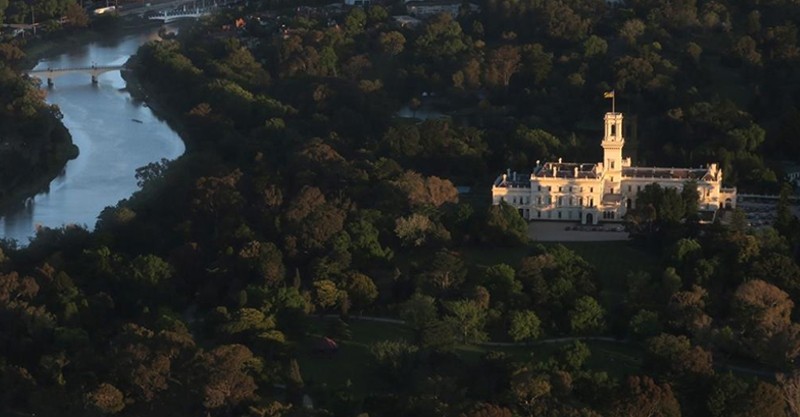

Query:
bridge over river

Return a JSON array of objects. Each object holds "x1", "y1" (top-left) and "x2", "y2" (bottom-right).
[
  {"x1": 27, "y1": 65, "x2": 125, "y2": 86},
  {"x1": 148, "y1": 8, "x2": 213, "y2": 22}
]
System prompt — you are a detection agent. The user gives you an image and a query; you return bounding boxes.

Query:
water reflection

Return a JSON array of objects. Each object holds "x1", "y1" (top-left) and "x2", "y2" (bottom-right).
[{"x1": 0, "y1": 24, "x2": 185, "y2": 244}]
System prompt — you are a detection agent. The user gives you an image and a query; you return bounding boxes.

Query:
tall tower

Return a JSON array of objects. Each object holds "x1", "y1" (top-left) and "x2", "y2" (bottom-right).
[{"x1": 602, "y1": 112, "x2": 624, "y2": 192}]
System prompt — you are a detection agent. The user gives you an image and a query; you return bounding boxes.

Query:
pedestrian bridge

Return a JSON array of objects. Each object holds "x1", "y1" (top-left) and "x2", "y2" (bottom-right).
[
  {"x1": 27, "y1": 65, "x2": 125, "y2": 86},
  {"x1": 148, "y1": 9, "x2": 212, "y2": 22}
]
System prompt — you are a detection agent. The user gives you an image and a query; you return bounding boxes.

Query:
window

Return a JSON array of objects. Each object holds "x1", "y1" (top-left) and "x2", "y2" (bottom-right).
[
  {"x1": 611, "y1": 188, "x2": 614, "y2": 194},
  {"x1": 590, "y1": 187, "x2": 593, "y2": 193},
  {"x1": 557, "y1": 197, "x2": 562, "y2": 206},
  {"x1": 628, "y1": 185, "x2": 632, "y2": 192},
  {"x1": 558, "y1": 186, "x2": 562, "y2": 192},
  {"x1": 589, "y1": 198, "x2": 594, "y2": 207},
  {"x1": 569, "y1": 197, "x2": 573, "y2": 206},
  {"x1": 537, "y1": 196, "x2": 542, "y2": 205},
  {"x1": 538, "y1": 185, "x2": 541, "y2": 191},
  {"x1": 557, "y1": 211, "x2": 562, "y2": 219},
  {"x1": 637, "y1": 185, "x2": 641, "y2": 192},
  {"x1": 569, "y1": 186, "x2": 573, "y2": 192},
  {"x1": 611, "y1": 161, "x2": 615, "y2": 169},
  {"x1": 611, "y1": 124, "x2": 616, "y2": 136},
  {"x1": 548, "y1": 186, "x2": 552, "y2": 191},
  {"x1": 537, "y1": 211, "x2": 541, "y2": 218}
]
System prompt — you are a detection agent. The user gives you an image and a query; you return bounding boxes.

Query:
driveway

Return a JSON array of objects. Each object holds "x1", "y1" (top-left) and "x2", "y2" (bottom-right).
[{"x1": 529, "y1": 221, "x2": 630, "y2": 242}]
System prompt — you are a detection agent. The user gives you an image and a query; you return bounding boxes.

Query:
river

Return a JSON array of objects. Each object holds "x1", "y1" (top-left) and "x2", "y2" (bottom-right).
[{"x1": 0, "y1": 24, "x2": 186, "y2": 244}]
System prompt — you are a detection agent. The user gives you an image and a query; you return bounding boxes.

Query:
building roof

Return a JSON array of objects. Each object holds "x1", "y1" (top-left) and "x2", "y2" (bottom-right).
[
  {"x1": 534, "y1": 162, "x2": 600, "y2": 179},
  {"x1": 622, "y1": 167, "x2": 711, "y2": 181}
]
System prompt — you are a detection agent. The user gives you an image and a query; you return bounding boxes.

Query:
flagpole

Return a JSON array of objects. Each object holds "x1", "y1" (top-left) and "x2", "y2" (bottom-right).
[{"x1": 612, "y1": 92, "x2": 615, "y2": 114}]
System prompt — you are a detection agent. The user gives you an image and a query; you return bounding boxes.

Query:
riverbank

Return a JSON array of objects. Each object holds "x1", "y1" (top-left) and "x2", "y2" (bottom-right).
[
  {"x1": 21, "y1": 16, "x2": 164, "y2": 69},
  {"x1": 0, "y1": 123, "x2": 79, "y2": 217},
  {"x1": 121, "y1": 51, "x2": 193, "y2": 154}
]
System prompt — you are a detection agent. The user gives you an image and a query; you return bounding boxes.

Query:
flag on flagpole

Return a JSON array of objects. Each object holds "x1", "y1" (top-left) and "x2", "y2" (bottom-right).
[{"x1": 603, "y1": 90, "x2": 615, "y2": 99}]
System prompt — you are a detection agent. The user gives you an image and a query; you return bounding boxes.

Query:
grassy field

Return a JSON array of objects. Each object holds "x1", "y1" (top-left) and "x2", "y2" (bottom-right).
[
  {"x1": 296, "y1": 317, "x2": 643, "y2": 394},
  {"x1": 548, "y1": 241, "x2": 659, "y2": 288},
  {"x1": 459, "y1": 240, "x2": 659, "y2": 296}
]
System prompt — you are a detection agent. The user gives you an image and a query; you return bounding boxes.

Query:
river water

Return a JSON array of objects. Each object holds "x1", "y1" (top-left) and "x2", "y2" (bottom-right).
[{"x1": 0, "y1": 24, "x2": 185, "y2": 244}]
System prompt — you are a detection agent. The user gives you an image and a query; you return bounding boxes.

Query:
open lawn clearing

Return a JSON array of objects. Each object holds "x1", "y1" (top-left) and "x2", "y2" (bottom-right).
[{"x1": 296, "y1": 317, "x2": 644, "y2": 393}]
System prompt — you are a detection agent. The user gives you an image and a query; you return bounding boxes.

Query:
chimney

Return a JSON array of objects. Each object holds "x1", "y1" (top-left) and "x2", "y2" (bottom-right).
[
  {"x1": 558, "y1": 157, "x2": 562, "y2": 164},
  {"x1": 574, "y1": 167, "x2": 579, "y2": 177}
]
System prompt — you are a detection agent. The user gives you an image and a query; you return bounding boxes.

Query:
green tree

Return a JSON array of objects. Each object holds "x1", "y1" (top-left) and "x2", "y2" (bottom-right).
[
  {"x1": 560, "y1": 340, "x2": 591, "y2": 371},
  {"x1": 630, "y1": 310, "x2": 662, "y2": 339},
  {"x1": 422, "y1": 249, "x2": 467, "y2": 294},
  {"x1": 64, "y1": 0, "x2": 88, "y2": 28},
  {"x1": 485, "y1": 45, "x2": 521, "y2": 88},
  {"x1": 344, "y1": 272, "x2": 378, "y2": 313},
  {"x1": 400, "y1": 293, "x2": 438, "y2": 344},
  {"x1": 444, "y1": 299, "x2": 487, "y2": 344},
  {"x1": 508, "y1": 310, "x2": 541, "y2": 342},
  {"x1": 344, "y1": 7, "x2": 366, "y2": 37},
  {"x1": 619, "y1": 19, "x2": 646, "y2": 45},
  {"x1": 569, "y1": 296, "x2": 605, "y2": 335},
  {"x1": 485, "y1": 202, "x2": 528, "y2": 246},
  {"x1": 584, "y1": 35, "x2": 608, "y2": 57},
  {"x1": 415, "y1": 13, "x2": 468, "y2": 61},
  {"x1": 707, "y1": 373, "x2": 749, "y2": 417},
  {"x1": 379, "y1": 31, "x2": 406, "y2": 55},
  {"x1": 521, "y1": 43, "x2": 552, "y2": 84},
  {"x1": 482, "y1": 263, "x2": 523, "y2": 303},
  {"x1": 313, "y1": 280, "x2": 342, "y2": 312},
  {"x1": 395, "y1": 213, "x2": 436, "y2": 247},
  {"x1": 369, "y1": 339, "x2": 418, "y2": 384},
  {"x1": 124, "y1": 254, "x2": 172, "y2": 287}
]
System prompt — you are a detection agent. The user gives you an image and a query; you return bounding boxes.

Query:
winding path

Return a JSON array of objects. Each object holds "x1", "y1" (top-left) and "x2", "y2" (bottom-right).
[{"x1": 326, "y1": 314, "x2": 782, "y2": 378}]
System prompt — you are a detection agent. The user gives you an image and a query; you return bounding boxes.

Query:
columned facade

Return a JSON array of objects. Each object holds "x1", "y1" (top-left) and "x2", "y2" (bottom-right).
[{"x1": 491, "y1": 112, "x2": 736, "y2": 224}]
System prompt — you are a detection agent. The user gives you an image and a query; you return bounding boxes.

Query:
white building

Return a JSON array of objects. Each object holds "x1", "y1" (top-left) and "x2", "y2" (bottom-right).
[
  {"x1": 405, "y1": 0, "x2": 480, "y2": 18},
  {"x1": 492, "y1": 112, "x2": 737, "y2": 225}
]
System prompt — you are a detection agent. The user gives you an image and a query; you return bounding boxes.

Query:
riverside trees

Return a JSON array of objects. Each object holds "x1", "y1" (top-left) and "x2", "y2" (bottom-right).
[{"x1": 2, "y1": 1, "x2": 800, "y2": 416}]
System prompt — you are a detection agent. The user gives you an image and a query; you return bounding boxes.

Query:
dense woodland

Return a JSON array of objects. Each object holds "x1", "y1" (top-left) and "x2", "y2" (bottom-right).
[
  {"x1": 0, "y1": 0, "x2": 89, "y2": 210},
  {"x1": 2, "y1": 0, "x2": 800, "y2": 416},
  {"x1": 0, "y1": 40, "x2": 77, "y2": 210}
]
